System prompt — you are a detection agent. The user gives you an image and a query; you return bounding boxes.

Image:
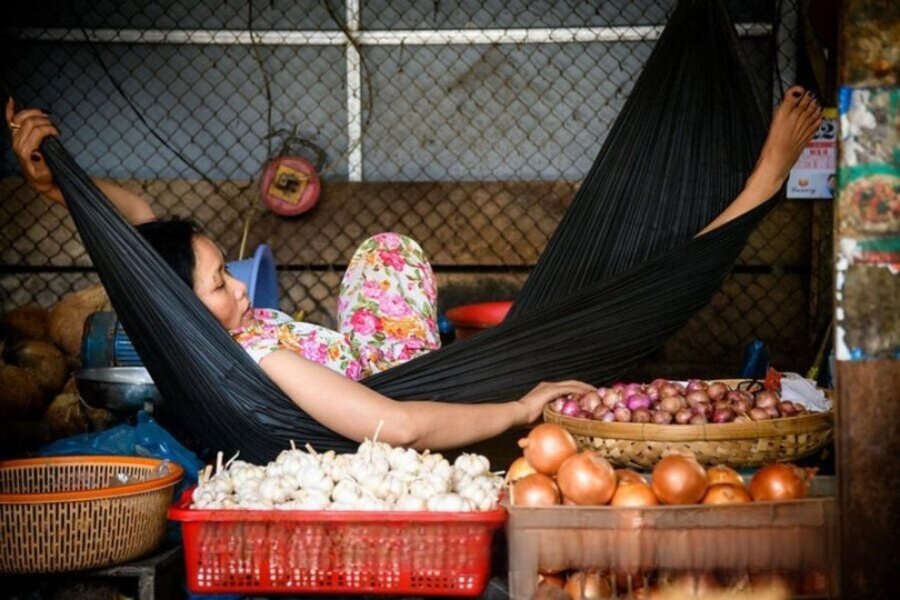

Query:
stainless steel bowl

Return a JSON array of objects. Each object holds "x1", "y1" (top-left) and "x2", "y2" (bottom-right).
[{"x1": 75, "y1": 367, "x2": 162, "y2": 413}]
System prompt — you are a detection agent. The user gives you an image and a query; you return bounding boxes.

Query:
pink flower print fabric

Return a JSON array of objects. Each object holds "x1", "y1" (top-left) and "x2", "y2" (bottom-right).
[
  {"x1": 230, "y1": 233, "x2": 440, "y2": 380},
  {"x1": 338, "y1": 233, "x2": 441, "y2": 375}
]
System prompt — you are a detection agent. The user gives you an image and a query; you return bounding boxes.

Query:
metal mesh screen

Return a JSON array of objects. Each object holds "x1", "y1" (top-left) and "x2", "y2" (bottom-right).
[{"x1": 1, "y1": 0, "x2": 832, "y2": 375}]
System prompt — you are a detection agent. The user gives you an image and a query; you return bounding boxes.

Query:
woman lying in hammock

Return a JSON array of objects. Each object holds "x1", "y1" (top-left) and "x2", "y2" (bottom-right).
[{"x1": 5, "y1": 87, "x2": 821, "y2": 448}]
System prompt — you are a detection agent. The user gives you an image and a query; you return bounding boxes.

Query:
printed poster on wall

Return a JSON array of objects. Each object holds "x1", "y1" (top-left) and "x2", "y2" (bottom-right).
[
  {"x1": 787, "y1": 108, "x2": 838, "y2": 199},
  {"x1": 834, "y1": 87, "x2": 899, "y2": 361}
]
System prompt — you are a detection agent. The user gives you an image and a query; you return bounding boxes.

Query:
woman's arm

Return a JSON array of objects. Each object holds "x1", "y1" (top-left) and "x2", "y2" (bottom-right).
[
  {"x1": 260, "y1": 349, "x2": 594, "y2": 450},
  {"x1": 6, "y1": 99, "x2": 157, "y2": 224}
]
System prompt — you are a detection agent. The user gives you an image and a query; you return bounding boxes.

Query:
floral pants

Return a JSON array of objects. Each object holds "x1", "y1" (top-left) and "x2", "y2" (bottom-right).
[
  {"x1": 338, "y1": 232, "x2": 441, "y2": 374},
  {"x1": 232, "y1": 233, "x2": 440, "y2": 380}
]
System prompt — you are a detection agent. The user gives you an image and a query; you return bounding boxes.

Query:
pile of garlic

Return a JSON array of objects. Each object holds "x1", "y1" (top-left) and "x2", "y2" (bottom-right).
[{"x1": 191, "y1": 437, "x2": 503, "y2": 512}]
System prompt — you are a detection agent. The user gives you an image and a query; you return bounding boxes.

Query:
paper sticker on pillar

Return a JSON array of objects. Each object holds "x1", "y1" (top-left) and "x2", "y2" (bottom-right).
[
  {"x1": 787, "y1": 108, "x2": 837, "y2": 199},
  {"x1": 836, "y1": 87, "x2": 900, "y2": 234},
  {"x1": 838, "y1": 87, "x2": 897, "y2": 169},
  {"x1": 834, "y1": 262, "x2": 900, "y2": 361}
]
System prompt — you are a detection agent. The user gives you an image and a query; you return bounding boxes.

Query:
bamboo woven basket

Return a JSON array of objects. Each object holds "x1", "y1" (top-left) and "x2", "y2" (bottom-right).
[
  {"x1": 0, "y1": 456, "x2": 183, "y2": 574},
  {"x1": 543, "y1": 380, "x2": 834, "y2": 469}
]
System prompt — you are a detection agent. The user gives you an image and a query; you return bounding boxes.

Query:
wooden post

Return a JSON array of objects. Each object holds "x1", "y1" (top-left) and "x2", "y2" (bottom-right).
[{"x1": 835, "y1": 2, "x2": 900, "y2": 598}]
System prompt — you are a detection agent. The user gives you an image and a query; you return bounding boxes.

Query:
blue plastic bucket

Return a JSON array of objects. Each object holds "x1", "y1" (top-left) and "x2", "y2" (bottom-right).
[{"x1": 226, "y1": 244, "x2": 279, "y2": 310}]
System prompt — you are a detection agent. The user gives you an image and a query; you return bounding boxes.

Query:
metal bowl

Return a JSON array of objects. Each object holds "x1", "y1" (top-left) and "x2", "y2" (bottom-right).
[{"x1": 75, "y1": 367, "x2": 162, "y2": 413}]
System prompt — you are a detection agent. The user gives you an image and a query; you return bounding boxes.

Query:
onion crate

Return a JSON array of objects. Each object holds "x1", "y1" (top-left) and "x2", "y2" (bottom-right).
[{"x1": 506, "y1": 478, "x2": 837, "y2": 599}]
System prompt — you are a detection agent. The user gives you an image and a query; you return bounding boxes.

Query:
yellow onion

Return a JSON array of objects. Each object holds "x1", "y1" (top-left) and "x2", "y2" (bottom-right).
[
  {"x1": 615, "y1": 469, "x2": 648, "y2": 485},
  {"x1": 701, "y1": 483, "x2": 752, "y2": 504},
  {"x1": 556, "y1": 451, "x2": 616, "y2": 506},
  {"x1": 651, "y1": 451, "x2": 708, "y2": 505},
  {"x1": 505, "y1": 456, "x2": 538, "y2": 483},
  {"x1": 517, "y1": 423, "x2": 578, "y2": 476},
  {"x1": 749, "y1": 464, "x2": 815, "y2": 501},
  {"x1": 510, "y1": 473, "x2": 560, "y2": 506},
  {"x1": 706, "y1": 465, "x2": 745, "y2": 489},
  {"x1": 610, "y1": 481, "x2": 659, "y2": 507}
]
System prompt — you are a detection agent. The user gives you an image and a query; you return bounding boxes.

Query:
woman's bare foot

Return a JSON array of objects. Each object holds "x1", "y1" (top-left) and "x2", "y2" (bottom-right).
[
  {"x1": 696, "y1": 86, "x2": 823, "y2": 236},
  {"x1": 745, "y1": 85, "x2": 824, "y2": 199}
]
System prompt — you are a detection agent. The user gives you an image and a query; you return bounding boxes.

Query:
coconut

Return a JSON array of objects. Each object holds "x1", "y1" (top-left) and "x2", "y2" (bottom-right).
[
  {"x1": 63, "y1": 375, "x2": 79, "y2": 394},
  {"x1": 48, "y1": 285, "x2": 110, "y2": 356},
  {"x1": 42, "y1": 393, "x2": 89, "y2": 439},
  {"x1": 0, "y1": 304, "x2": 49, "y2": 342},
  {"x1": 4, "y1": 340, "x2": 69, "y2": 394},
  {"x1": 0, "y1": 362, "x2": 47, "y2": 419}
]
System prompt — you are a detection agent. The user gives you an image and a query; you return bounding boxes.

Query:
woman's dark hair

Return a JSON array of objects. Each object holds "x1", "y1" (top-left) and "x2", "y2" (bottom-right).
[{"x1": 135, "y1": 217, "x2": 200, "y2": 289}]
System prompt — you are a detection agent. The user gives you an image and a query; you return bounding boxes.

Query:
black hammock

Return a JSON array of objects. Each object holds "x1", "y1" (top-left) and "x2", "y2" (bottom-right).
[{"x1": 38, "y1": 0, "x2": 773, "y2": 461}]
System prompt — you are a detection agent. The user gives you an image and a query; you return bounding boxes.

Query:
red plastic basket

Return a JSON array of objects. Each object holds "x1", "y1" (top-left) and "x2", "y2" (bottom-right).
[{"x1": 169, "y1": 490, "x2": 507, "y2": 596}]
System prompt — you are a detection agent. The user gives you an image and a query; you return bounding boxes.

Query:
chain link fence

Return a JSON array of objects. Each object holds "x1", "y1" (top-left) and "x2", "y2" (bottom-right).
[{"x1": 1, "y1": 0, "x2": 832, "y2": 375}]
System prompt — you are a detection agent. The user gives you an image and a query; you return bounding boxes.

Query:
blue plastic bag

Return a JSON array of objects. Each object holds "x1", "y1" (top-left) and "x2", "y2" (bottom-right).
[{"x1": 38, "y1": 411, "x2": 202, "y2": 497}]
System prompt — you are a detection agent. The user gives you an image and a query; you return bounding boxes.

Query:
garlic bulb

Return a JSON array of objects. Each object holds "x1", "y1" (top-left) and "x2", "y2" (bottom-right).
[
  {"x1": 327, "y1": 454, "x2": 352, "y2": 482},
  {"x1": 349, "y1": 454, "x2": 390, "y2": 482},
  {"x1": 295, "y1": 463, "x2": 334, "y2": 495},
  {"x1": 356, "y1": 496, "x2": 390, "y2": 511},
  {"x1": 229, "y1": 463, "x2": 265, "y2": 488},
  {"x1": 234, "y1": 475, "x2": 264, "y2": 502},
  {"x1": 286, "y1": 489, "x2": 331, "y2": 510},
  {"x1": 258, "y1": 475, "x2": 291, "y2": 504},
  {"x1": 332, "y1": 479, "x2": 365, "y2": 505},
  {"x1": 457, "y1": 482, "x2": 498, "y2": 511},
  {"x1": 426, "y1": 493, "x2": 474, "y2": 512},
  {"x1": 190, "y1": 435, "x2": 497, "y2": 512},
  {"x1": 409, "y1": 475, "x2": 451, "y2": 500},
  {"x1": 388, "y1": 446, "x2": 421, "y2": 474},
  {"x1": 357, "y1": 438, "x2": 391, "y2": 460},
  {"x1": 360, "y1": 473, "x2": 409, "y2": 501},
  {"x1": 394, "y1": 495, "x2": 428, "y2": 511},
  {"x1": 452, "y1": 453, "x2": 491, "y2": 484}
]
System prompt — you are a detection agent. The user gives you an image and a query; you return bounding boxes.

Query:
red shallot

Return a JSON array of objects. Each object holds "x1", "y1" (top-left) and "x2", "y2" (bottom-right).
[
  {"x1": 686, "y1": 390, "x2": 710, "y2": 406},
  {"x1": 748, "y1": 407, "x2": 770, "y2": 421},
  {"x1": 614, "y1": 407, "x2": 632, "y2": 422},
  {"x1": 579, "y1": 391, "x2": 602, "y2": 412},
  {"x1": 559, "y1": 398, "x2": 581, "y2": 417},
  {"x1": 754, "y1": 391, "x2": 780, "y2": 410},
  {"x1": 652, "y1": 410, "x2": 673, "y2": 424},
  {"x1": 707, "y1": 381, "x2": 728, "y2": 400},
  {"x1": 659, "y1": 396, "x2": 683, "y2": 415},
  {"x1": 632, "y1": 408, "x2": 652, "y2": 423},
  {"x1": 778, "y1": 401, "x2": 797, "y2": 416},
  {"x1": 675, "y1": 408, "x2": 694, "y2": 424},
  {"x1": 626, "y1": 393, "x2": 651, "y2": 411},
  {"x1": 712, "y1": 408, "x2": 735, "y2": 423}
]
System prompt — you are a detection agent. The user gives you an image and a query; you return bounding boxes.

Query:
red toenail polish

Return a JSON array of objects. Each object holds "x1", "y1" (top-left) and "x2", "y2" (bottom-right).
[{"x1": 30, "y1": 153, "x2": 41, "y2": 162}]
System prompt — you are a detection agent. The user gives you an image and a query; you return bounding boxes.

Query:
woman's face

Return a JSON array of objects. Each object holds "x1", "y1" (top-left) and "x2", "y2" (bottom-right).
[{"x1": 191, "y1": 235, "x2": 253, "y2": 330}]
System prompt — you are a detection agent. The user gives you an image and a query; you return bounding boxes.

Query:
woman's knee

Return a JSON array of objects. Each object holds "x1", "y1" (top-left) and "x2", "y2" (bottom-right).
[{"x1": 356, "y1": 232, "x2": 423, "y2": 255}]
